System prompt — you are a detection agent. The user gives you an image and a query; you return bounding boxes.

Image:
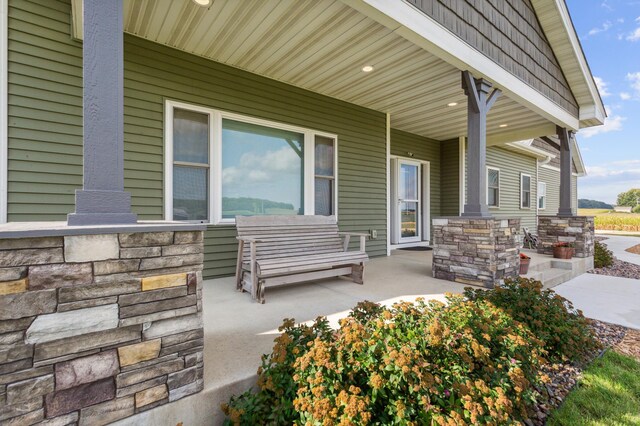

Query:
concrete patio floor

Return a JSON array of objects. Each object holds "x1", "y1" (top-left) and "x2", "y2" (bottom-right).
[{"x1": 115, "y1": 249, "x2": 470, "y2": 425}]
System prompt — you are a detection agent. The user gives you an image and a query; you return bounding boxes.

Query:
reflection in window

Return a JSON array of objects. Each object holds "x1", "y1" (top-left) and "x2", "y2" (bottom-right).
[
  {"x1": 315, "y1": 136, "x2": 335, "y2": 216},
  {"x1": 488, "y1": 168, "x2": 500, "y2": 207},
  {"x1": 173, "y1": 109, "x2": 209, "y2": 221},
  {"x1": 221, "y1": 119, "x2": 304, "y2": 219}
]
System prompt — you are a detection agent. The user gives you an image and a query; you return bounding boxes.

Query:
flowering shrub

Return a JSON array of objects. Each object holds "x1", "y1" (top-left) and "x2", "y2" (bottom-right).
[
  {"x1": 223, "y1": 298, "x2": 547, "y2": 425},
  {"x1": 464, "y1": 277, "x2": 600, "y2": 363}
]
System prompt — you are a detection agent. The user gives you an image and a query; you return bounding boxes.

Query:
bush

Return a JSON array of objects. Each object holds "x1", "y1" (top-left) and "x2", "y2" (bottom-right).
[
  {"x1": 464, "y1": 277, "x2": 599, "y2": 363},
  {"x1": 633, "y1": 205, "x2": 640, "y2": 214},
  {"x1": 594, "y1": 240, "x2": 614, "y2": 269},
  {"x1": 223, "y1": 298, "x2": 547, "y2": 425}
]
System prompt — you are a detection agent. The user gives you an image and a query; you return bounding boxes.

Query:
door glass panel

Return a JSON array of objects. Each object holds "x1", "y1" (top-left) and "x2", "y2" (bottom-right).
[
  {"x1": 399, "y1": 163, "x2": 418, "y2": 200},
  {"x1": 400, "y1": 202, "x2": 418, "y2": 238},
  {"x1": 173, "y1": 108, "x2": 209, "y2": 164}
]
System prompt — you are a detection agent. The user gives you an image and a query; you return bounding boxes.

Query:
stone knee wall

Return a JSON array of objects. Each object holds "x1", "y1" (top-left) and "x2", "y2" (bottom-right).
[
  {"x1": 0, "y1": 230, "x2": 205, "y2": 425},
  {"x1": 432, "y1": 218, "x2": 520, "y2": 288},
  {"x1": 537, "y1": 216, "x2": 595, "y2": 258}
]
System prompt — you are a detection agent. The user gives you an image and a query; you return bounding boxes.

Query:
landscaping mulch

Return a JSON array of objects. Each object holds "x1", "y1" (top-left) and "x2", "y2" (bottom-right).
[
  {"x1": 625, "y1": 244, "x2": 640, "y2": 255},
  {"x1": 589, "y1": 258, "x2": 640, "y2": 279},
  {"x1": 594, "y1": 236, "x2": 609, "y2": 242},
  {"x1": 614, "y1": 328, "x2": 640, "y2": 361},
  {"x1": 528, "y1": 320, "x2": 628, "y2": 425}
]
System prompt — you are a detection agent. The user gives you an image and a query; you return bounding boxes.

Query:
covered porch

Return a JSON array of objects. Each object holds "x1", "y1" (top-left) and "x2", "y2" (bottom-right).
[{"x1": 113, "y1": 249, "x2": 470, "y2": 425}]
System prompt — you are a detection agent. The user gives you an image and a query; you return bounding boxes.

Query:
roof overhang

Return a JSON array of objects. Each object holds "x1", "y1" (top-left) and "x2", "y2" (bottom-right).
[{"x1": 530, "y1": 0, "x2": 607, "y2": 128}]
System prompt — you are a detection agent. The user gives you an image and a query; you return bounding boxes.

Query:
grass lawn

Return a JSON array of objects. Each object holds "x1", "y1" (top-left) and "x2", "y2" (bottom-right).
[
  {"x1": 578, "y1": 209, "x2": 640, "y2": 232},
  {"x1": 547, "y1": 350, "x2": 640, "y2": 425}
]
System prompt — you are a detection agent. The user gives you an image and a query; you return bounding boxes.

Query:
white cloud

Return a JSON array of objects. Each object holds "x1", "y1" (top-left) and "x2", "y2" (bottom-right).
[
  {"x1": 580, "y1": 114, "x2": 625, "y2": 138},
  {"x1": 588, "y1": 21, "x2": 612, "y2": 36},
  {"x1": 593, "y1": 76, "x2": 611, "y2": 97},
  {"x1": 627, "y1": 72, "x2": 640, "y2": 96},
  {"x1": 580, "y1": 163, "x2": 640, "y2": 204},
  {"x1": 627, "y1": 27, "x2": 640, "y2": 41},
  {"x1": 222, "y1": 146, "x2": 301, "y2": 185},
  {"x1": 620, "y1": 92, "x2": 631, "y2": 100}
]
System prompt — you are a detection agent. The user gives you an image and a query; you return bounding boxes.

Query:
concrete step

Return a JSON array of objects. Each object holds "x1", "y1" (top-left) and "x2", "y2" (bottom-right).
[{"x1": 522, "y1": 256, "x2": 575, "y2": 289}]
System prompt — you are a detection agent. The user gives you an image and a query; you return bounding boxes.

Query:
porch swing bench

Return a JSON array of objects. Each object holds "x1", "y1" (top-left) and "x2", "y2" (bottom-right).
[{"x1": 235, "y1": 215, "x2": 369, "y2": 303}]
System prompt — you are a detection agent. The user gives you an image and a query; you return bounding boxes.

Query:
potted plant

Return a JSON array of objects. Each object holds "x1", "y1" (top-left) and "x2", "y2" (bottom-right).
[
  {"x1": 553, "y1": 242, "x2": 574, "y2": 259},
  {"x1": 519, "y1": 252, "x2": 531, "y2": 275}
]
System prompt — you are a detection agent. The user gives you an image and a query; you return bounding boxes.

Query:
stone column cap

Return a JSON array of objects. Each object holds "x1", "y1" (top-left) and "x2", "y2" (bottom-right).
[{"x1": 0, "y1": 221, "x2": 207, "y2": 239}]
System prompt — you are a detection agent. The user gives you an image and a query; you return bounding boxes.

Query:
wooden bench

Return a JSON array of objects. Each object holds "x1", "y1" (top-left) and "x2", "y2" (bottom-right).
[{"x1": 235, "y1": 215, "x2": 369, "y2": 303}]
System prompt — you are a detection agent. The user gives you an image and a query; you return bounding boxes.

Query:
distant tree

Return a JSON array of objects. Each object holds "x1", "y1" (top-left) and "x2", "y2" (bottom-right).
[
  {"x1": 578, "y1": 199, "x2": 613, "y2": 209},
  {"x1": 616, "y1": 189, "x2": 640, "y2": 207}
]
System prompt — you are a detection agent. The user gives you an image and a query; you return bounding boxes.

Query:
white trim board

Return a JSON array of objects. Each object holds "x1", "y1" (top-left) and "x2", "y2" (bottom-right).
[
  {"x1": 385, "y1": 112, "x2": 391, "y2": 256},
  {"x1": 458, "y1": 137, "x2": 465, "y2": 214},
  {"x1": 0, "y1": 0, "x2": 7, "y2": 224}
]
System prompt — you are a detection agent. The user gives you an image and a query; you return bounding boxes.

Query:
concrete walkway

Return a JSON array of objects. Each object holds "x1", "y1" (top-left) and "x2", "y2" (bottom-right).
[
  {"x1": 599, "y1": 234, "x2": 640, "y2": 265},
  {"x1": 554, "y1": 273, "x2": 640, "y2": 330}
]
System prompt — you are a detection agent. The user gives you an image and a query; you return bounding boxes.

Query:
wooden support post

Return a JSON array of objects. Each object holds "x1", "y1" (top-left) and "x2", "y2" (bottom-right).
[
  {"x1": 557, "y1": 126, "x2": 574, "y2": 217},
  {"x1": 461, "y1": 71, "x2": 501, "y2": 218}
]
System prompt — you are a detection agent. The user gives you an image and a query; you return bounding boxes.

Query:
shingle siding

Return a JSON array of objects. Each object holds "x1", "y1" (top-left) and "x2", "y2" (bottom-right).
[
  {"x1": 405, "y1": 0, "x2": 578, "y2": 117},
  {"x1": 7, "y1": 0, "x2": 388, "y2": 279}
]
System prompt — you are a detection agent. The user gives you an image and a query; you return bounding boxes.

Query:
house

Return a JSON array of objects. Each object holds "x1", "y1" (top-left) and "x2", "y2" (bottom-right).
[
  {"x1": 614, "y1": 206, "x2": 633, "y2": 213},
  {"x1": 0, "y1": 0, "x2": 604, "y2": 424}
]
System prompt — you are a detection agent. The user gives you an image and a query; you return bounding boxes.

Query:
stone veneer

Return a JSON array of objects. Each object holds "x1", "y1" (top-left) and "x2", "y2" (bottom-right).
[
  {"x1": 0, "y1": 229, "x2": 204, "y2": 425},
  {"x1": 432, "y1": 217, "x2": 521, "y2": 288},
  {"x1": 537, "y1": 216, "x2": 595, "y2": 258}
]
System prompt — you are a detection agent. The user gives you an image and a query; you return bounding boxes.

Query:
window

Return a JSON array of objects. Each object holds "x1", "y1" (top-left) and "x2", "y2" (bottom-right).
[
  {"x1": 538, "y1": 182, "x2": 546, "y2": 210},
  {"x1": 487, "y1": 167, "x2": 500, "y2": 207},
  {"x1": 314, "y1": 135, "x2": 336, "y2": 216},
  {"x1": 165, "y1": 101, "x2": 338, "y2": 223},
  {"x1": 521, "y1": 173, "x2": 532, "y2": 209}
]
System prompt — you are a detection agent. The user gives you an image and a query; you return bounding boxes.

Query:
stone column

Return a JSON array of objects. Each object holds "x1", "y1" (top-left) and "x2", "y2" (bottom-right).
[
  {"x1": 432, "y1": 217, "x2": 520, "y2": 288},
  {"x1": 461, "y1": 71, "x2": 501, "y2": 218},
  {"x1": 67, "y1": 0, "x2": 137, "y2": 225},
  {"x1": 557, "y1": 126, "x2": 574, "y2": 217},
  {"x1": 537, "y1": 216, "x2": 595, "y2": 258}
]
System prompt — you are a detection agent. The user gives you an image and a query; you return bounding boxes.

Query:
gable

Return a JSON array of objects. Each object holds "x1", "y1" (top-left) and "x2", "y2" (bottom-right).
[{"x1": 405, "y1": 0, "x2": 579, "y2": 117}]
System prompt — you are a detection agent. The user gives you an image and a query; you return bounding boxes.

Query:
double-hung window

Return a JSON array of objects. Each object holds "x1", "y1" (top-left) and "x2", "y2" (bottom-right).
[
  {"x1": 538, "y1": 182, "x2": 546, "y2": 210},
  {"x1": 521, "y1": 173, "x2": 532, "y2": 209},
  {"x1": 166, "y1": 101, "x2": 337, "y2": 223},
  {"x1": 487, "y1": 167, "x2": 500, "y2": 208}
]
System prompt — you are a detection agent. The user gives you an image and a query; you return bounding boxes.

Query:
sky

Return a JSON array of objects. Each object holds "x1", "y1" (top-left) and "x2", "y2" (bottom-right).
[{"x1": 566, "y1": 0, "x2": 640, "y2": 204}]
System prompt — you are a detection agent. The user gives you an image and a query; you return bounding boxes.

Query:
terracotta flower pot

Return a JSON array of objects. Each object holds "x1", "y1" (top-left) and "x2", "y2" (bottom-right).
[
  {"x1": 553, "y1": 246, "x2": 574, "y2": 259},
  {"x1": 519, "y1": 258, "x2": 530, "y2": 275}
]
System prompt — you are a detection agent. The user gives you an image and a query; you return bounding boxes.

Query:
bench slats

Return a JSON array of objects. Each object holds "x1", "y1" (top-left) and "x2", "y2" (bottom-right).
[{"x1": 235, "y1": 215, "x2": 367, "y2": 303}]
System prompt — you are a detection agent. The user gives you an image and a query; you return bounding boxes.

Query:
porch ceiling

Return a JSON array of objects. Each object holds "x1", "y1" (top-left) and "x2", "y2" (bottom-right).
[{"x1": 92, "y1": 0, "x2": 555, "y2": 143}]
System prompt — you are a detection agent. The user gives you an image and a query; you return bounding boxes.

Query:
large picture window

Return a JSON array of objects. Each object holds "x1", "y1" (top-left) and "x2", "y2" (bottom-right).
[{"x1": 165, "y1": 101, "x2": 337, "y2": 223}]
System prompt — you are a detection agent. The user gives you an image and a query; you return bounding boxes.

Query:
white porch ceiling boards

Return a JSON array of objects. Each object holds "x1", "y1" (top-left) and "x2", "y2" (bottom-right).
[{"x1": 117, "y1": 0, "x2": 553, "y2": 143}]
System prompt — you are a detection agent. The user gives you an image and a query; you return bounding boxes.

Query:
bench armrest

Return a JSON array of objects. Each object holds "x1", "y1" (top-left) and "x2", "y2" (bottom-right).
[{"x1": 338, "y1": 232, "x2": 368, "y2": 252}]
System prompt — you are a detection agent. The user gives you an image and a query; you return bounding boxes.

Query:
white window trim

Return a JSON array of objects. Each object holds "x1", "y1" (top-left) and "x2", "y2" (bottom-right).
[
  {"x1": 0, "y1": 0, "x2": 7, "y2": 224},
  {"x1": 164, "y1": 100, "x2": 338, "y2": 225},
  {"x1": 487, "y1": 166, "x2": 500, "y2": 208},
  {"x1": 520, "y1": 173, "x2": 532, "y2": 209},
  {"x1": 538, "y1": 181, "x2": 547, "y2": 210}
]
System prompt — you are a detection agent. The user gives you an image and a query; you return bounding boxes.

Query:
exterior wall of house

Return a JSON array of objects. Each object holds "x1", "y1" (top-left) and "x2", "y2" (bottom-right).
[
  {"x1": 538, "y1": 165, "x2": 579, "y2": 215},
  {"x1": 390, "y1": 129, "x2": 441, "y2": 220},
  {"x1": 6, "y1": 0, "x2": 389, "y2": 279},
  {"x1": 405, "y1": 0, "x2": 579, "y2": 116},
  {"x1": 440, "y1": 140, "x2": 460, "y2": 216}
]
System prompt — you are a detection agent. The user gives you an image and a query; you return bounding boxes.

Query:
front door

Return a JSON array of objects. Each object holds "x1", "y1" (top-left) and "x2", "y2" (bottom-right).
[{"x1": 397, "y1": 160, "x2": 421, "y2": 243}]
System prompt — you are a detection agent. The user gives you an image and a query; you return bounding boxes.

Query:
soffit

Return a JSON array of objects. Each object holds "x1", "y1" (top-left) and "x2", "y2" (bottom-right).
[{"x1": 75, "y1": 0, "x2": 556, "y2": 143}]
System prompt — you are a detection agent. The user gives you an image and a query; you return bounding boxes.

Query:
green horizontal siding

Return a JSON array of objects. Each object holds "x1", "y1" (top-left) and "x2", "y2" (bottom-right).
[
  {"x1": 486, "y1": 147, "x2": 538, "y2": 232},
  {"x1": 538, "y1": 166, "x2": 579, "y2": 216},
  {"x1": 390, "y1": 129, "x2": 441, "y2": 221},
  {"x1": 7, "y1": 0, "x2": 388, "y2": 279}
]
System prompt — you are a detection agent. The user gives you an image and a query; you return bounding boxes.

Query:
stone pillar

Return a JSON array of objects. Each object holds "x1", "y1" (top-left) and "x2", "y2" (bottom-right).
[
  {"x1": 461, "y1": 71, "x2": 501, "y2": 218},
  {"x1": 67, "y1": 0, "x2": 136, "y2": 225},
  {"x1": 557, "y1": 126, "x2": 574, "y2": 217},
  {"x1": 537, "y1": 216, "x2": 595, "y2": 258},
  {"x1": 0, "y1": 229, "x2": 205, "y2": 424},
  {"x1": 432, "y1": 217, "x2": 520, "y2": 288}
]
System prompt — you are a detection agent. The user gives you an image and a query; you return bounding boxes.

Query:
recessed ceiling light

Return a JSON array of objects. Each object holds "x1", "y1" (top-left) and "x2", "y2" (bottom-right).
[
  {"x1": 361, "y1": 65, "x2": 374, "y2": 73},
  {"x1": 192, "y1": 0, "x2": 211, "y2": 6},
  {"x1": 499, "y1": 124, "x2": 508, "y2": 128},
  {"x1": 447, "y1": 102, "x2": 458, "y2": 107}
]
